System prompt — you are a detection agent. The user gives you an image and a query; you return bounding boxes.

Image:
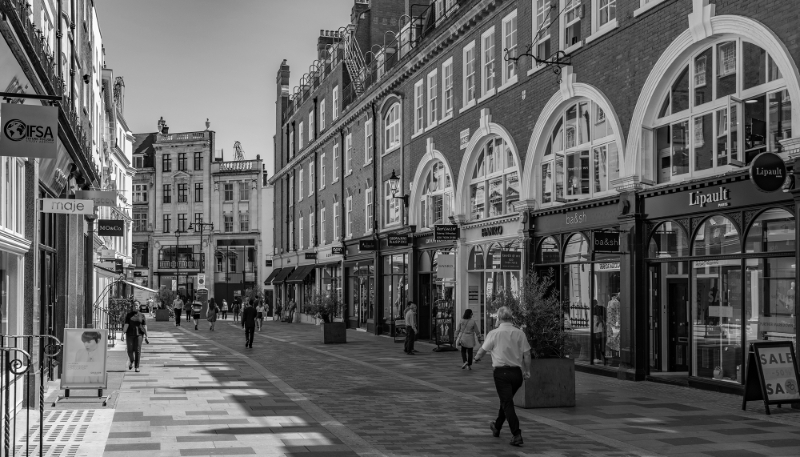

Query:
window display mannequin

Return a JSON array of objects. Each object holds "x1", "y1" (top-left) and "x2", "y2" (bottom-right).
[{"x1": 606, "y1": 293, "x2": 621, "y2": 360}]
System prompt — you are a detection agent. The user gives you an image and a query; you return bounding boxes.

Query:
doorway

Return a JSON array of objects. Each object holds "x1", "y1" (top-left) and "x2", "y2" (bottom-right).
[
  {"x1": 649, "y1": 262, "x2": 689, "y2": 373},
  {"x1": 667, "y1": 279, "x2": 689, "y2": 371},
  {"x1": 418, "y1": 274, "x2": 432, "y2": 340}
]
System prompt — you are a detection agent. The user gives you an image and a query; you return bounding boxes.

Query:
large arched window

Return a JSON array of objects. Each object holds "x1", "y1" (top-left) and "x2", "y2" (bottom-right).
[
  {"x1": 384, "y1": 103, "x2": 401, "y2": 151},
  {"x1": 648, "y1": 221, "x2": 689, "y2": 258},
  {"x1": 693, "y1": 215, "x2": 740, "y2": 255},
  {"x1": 540, "y1": 100, "x2": 619, "y2": 203},
  {"x1": 745, "y1": 208, "x2": 795, "y2": 253},
  {"x1": 469, "y1": 137, "x2": 520, "y2": 221},
  {"x1": 653, "y1": 38, "x2": 790, "y2": 184},
  {"x1": 419, "y1": 161, "x2": 454, "y2": 229}
]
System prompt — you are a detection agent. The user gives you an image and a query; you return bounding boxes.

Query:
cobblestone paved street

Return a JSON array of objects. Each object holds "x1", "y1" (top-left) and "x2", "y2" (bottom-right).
[{"x1": 80, "y1": 319, "x2": 800, "y2": 456}]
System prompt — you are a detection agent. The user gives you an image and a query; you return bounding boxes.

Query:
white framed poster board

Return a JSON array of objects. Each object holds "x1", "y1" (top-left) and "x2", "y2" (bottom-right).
[{"x1": 61, "y1": 328, "x2": 108, "y2": 390}]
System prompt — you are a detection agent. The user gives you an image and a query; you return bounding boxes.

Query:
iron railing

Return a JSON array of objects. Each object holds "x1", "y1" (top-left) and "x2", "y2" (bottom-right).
[{"x1": 0, "y1": 334, "x2": 62, "y2": 457}]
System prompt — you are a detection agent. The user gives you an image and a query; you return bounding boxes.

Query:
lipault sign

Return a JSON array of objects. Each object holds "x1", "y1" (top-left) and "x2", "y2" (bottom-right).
[{"x1": 750, "y1": 152, "x2": 787, "y2": 193}]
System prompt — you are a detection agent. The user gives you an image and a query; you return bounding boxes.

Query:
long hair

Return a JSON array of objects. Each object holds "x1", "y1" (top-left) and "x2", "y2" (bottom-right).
[{"x1": 463, "y1": 309, "x2": 473, "y2": 319}]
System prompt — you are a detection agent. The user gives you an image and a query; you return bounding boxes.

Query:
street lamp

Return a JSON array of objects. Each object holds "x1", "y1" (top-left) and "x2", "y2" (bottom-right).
[
  {"x1": 388, "y1": 169, "x2": 409, "y2": 207},
  {"x1": 188, "y1": 222, "x2": 214, "y2": 273},
  {"x1": 173, "y1": 229, "x2": 188, "y2": 297}
]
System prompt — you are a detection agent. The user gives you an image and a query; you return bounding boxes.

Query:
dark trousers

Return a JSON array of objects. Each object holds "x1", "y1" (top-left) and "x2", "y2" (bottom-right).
[
  {"x1": 174, "y1": 309, "x2": 182, "y2": 326},
  {"x1": 244, "y1": 325, "x2": 255, "y2": 346},
  {"x1": 404, "y1": 327, "x2": 416, "y2": 353},
  {"x1": 126, "y1": 335, "x2": 143, "y2": 368},
  {"x1": 221, "y1": 311, "x2": 227, "y2": 319},
  {"x1": 493, "y1": 367, "x2": 524, "y2": 437},
  {"x1": 461, "y1": 346, "x2": 474, "y2": 365}
]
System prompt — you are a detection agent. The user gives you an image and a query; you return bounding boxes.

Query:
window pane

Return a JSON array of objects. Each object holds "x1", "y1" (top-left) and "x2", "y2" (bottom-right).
[
  {"x1": 551, "y1": 117, "x2": 564, "y2": 154},
  {"x1": 468, "y1": 246, "x2": 484, "y2": 271},
  {"x1": 717, "y1": 41, "x2": 737, "y2": 99},
  {"x1": 488, "y1": 178, "x2": 503, "y2": 217},
  {"x1": 541, "y1": 162, "x2": 552, "y2": 204},
  {"x1": 592, "y1": 105, "x2": 611, "y2": 141},
  {"x1": 566, "y1": 150, "x2": 589, "y2": 196},
  {"x1": 555, "y1": 156, "x2": 564, "y2": 200},
  {"x1": 578, "y1": 102, "x2": 590, "y2": 145},
  {"x1": 672, "y1": 120, "x2": 690, "y2": 177},
  {"x1": 470, "y1": 183, "x2": 485, "y2": 220},
  {"x1": 648, "y1": 221, "x2": 689, "y2": 258},
  {"x1": 694, "y1": 47, "x2": 712, "y2": 107},
  {"x1": 716, "y1": 108, "x2": 730, "y2": 167},
  {"x1": 769, "y1": 89, "x2": 792, "y2": 153},
  {"x1": 472, "y1": 151, "x2": 485, "y2": 179},
  {"x1": 505, "y1": 172, "x2": 519, "y2": 213},
  {"x1": 656, "y1": 125, "x2": 671, "y2": 184},
  {"x1": 565, "y1": 105, "x2": 577, "y2": 149},
  {"x1": 607, "y1": 142, "x2": 619, "y2": 184},
  {"x1": 694, "y1": 113, "x2": 713, "y2": 171},
  {"x1": 486, "y1": 140, "x2": 497, "y2": 174},
  {"x1": 745, "y1": 258, "x2": 796, "y2": 350},
  {"x1": 693, "y1": 215, "x2": 740, "y2": 255},
  {"x1": 593, "y1": 145, "x2": 608, "y2": 193},
  {"x1": 537, "y1": 236, "x2": 560, "y2": 263},
  {"x1": 745, "y1": 208, "x2": 795, "y2": 253},
  {"x1": 743, "y1": 42, "x2": 767, "y2": 91},
  {"x1": 672, "y1": 66, "x2": 690, "y2": 113},
  {"x1": 431, "y1": 194, "x2": 443, "y2": 224},
  {"x1": 564, "y1": 234, "x2": 589, "y2": 262},
  {"x1": 564, "y1": 263, "x2": 590, "y2": 363},
  {"x1": 744, "y1": 94, "x2": 767, "y2": 163}
]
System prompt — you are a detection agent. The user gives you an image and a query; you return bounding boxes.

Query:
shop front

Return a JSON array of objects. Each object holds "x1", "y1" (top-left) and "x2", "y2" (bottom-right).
[
  {"x1": 287, "y1": 257, "x2": 316, "y2": 323},
  {"x1": 531, "y1": 197, "x2": 624, "y2": 370},
  {"x1": 315, "y1": 245, "x2": 343, "y2": 320},
  {"x1": 642, "y1": 173, "x2": 797, "y2": 391},
  {"x1": 380, "y1": 231, "x2": 414, "y2": 336},
  {"x1": 412, "y1": 232, "x2": 456, "y2": 341},
  {"x1": 345, "y1": 239, "x2": 376, "y2": 332}
]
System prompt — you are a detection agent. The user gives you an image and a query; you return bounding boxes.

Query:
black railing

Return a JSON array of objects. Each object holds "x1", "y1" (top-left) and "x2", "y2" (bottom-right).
[
  {"x1": 158, "y1": 260, "x2": 203, "y2": 269},
  {"x1": 1, "y1": 334, "x2": 62, "y2": 457}
]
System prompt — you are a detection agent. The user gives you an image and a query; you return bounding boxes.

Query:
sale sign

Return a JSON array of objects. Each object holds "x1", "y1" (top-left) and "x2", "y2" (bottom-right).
[{"x1": 757, "y1": 346, "x2": 800, "y2": 401}]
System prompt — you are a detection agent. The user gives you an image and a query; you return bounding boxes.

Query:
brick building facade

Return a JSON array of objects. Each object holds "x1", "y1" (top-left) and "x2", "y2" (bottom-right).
[{"x1": 269, "y1": 0, "x2": 800, "y2": 390}]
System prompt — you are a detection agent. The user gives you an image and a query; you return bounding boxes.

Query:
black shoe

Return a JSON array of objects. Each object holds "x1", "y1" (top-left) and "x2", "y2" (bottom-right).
[
  {"x1": 407, "y1": 352, "x2": 415, "y2": 355},
  {"x1": 195, "y1": 324, "x2": 198, "y2": 330},
  {"x1": 510, "y1": 434, "x2": 523, "y2": 447},
  {"x1": 490, "y1": 422, "x2": 500, "y2": 437}
]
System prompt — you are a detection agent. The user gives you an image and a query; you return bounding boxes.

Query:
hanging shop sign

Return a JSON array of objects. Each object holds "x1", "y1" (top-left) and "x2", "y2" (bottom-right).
[
  {"x1": 436, "y1": 254, "x2": 455, "y2": 278},
  {"x1": 197, "y1": 273, "x2": 207, "y2": 289},
  {"x1": 265, "y1": 259, "x2": 273, "y2": 267},
  {"x1": 434, "y1": 225, "x2": 459, "y2": 241},
  {"x1": 500, "y1": 251, "x2": 522, "y2": 270},
  {"x1": 594, "y1": 231, "x2": 621, "y2": 252},
  {"x1": 40, "y1": 198, "x2": 94, "y2": 215},
  {"x1": 97, "y1": 219, "x2": 125, "y2": 236},
  {"x1": 76, "y1": 190, "x2": 118, "y2": 207},
  {"x1": 61, "y1": 328, "x2": 108, "y2": 390},
  {"x1": 387, "y1": 235, "x2": 409, "y2": 247},
  {"x1": 742, "y1": 341, "x2": 800, "y2": 415},
  {"x1": 0, "y1": 104, "x2": 58, "y2": 159},
  {"x1": 332, "y1": 246, "x2": 344, "y2": 255},
  {"x1": 359, "y1": 240, "x2": 377, "y2": 251},
  {"x1": 304, "y1": 253, "x2": 317, "y2": 260},
  {"x1": 750, "y1": 152, "x2": 787, "y2": 193},
  {"x1": 114, "y1": 259, "x2": 123, "y2": 273}
]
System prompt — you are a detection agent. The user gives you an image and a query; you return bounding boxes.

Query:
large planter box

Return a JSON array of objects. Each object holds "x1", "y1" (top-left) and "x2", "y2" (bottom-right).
[
  {"x1": 322, "y1": 322, "x2": 347, "y2": 344},
  {"x1": 155, "y1": 309, "x2": 171, "y2": 322},
  {"x1": 514, "y1": 358, "x2": 575, "y2": 408}
]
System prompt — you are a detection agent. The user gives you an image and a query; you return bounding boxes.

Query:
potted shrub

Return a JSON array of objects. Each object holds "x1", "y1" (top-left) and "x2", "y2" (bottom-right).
[
  {"x1": 156, "y1": 286, "x2": 175, "y2": 321},
  {"x1": 487, "y1": 269, "x2": 575, "y2": 408},
  {"x1": 309, "y1": 290, "x2": 346, "y2": 344}
]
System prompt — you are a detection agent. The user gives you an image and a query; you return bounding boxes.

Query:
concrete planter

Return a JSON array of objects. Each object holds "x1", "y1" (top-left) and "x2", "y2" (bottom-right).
[
  {"x1": 514, "y1": 358, "x2": 575, "y2": 408},
  {"x1": 155, "y1": 309, "x2": 171, "y2": 322},
  {"x1": 322, "y1": 322, "x2": 347, "y2": 344}
]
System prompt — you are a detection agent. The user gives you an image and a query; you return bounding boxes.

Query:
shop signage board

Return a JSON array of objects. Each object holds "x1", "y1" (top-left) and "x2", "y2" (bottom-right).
[
  {"x1": 742, "y1": 341, "x2": 800, "y2": 415},
  {"x1": 359, "y1": 240, "x2": 377, "y2": 251},
  {"x1": 332, "y1": 246, "x2": 344, "y2": 255},
  {"x1": 436, "y1": 254, "x2": 455, "y2": 278},
  {"x1": 197, "y1": 273, "x2": 207, "y2": 289},
  {"x1": 97, "y1": 219, "x2": 125, "y2": 236},
  {"x1": 265, "y1": 259, "x2": 273, "y2": 267},
  {"x1": 114, "y1": 259, "x2": 123, "y2": 273},
  {"x1": 434, "y1": 225, "x2": 459, "y2": 241},
  {"x1": 750, "y1": 152, "x2": 787, "y2": 193},
  {"x1": 60, "y1": 328, "x2": 108, "y2": 390},
  {"x1": 76, "y1": 190, "x2": 117, "y2": 207},
  {"x1": 304, "y1": 253, "x2": 316, "y2": 260},
  {"x1": 40, "y1": 198, "x2": 94, "y2": 215},
  {"x1": 500, "y1": 251, "x2": 522, "y2": 270},
  {"x1": 533, "y1": 201, "x2": 620, "y2": 235},
  {"x1": 0, "y1": 104, "x2": 58, "y2": 159},
  {"x1": 387, "y1": 235, "x2": 409, "y2": 247},
  {"x1": 481, "y1": 226, "x2": 503, "y2": 237},
  {"x1": 594, "y1": 232, "x2": 621, "y2": 252}
]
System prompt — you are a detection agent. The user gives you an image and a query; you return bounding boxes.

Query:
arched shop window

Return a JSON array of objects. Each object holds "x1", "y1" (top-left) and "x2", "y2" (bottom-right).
[
  {"x1": 540, "y1": 100, "x2": 620, "y2": 204},
  {"x1": 653, "y1": 39, "x2": 790, "y2": 184},
  {"x1": 745, "y1": 208, "x2": 795, "y2": 253},
  {"x1": 420, "y1": 161, "x2": 454, "y2": 229},
  {"x1": 466, "y1": 242, "x2": 522, "y2": 334},
  {"x1": 537, "y1": 236, "x2": 560, "y2": 264},
  {"x1": 649, "y1": 221, "x2": 689, "y2": 258},
  {"x1": 693, "y1": 215, "x2": 740, "y2": 256},
  {"x1": 469, "y1": 137, "x2": 520, "y2": 221}
]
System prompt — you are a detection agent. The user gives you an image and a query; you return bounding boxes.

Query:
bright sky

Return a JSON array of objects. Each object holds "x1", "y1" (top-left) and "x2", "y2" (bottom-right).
[{"x1": 96, "y1": 0, "x2": 354, "y2": 175}]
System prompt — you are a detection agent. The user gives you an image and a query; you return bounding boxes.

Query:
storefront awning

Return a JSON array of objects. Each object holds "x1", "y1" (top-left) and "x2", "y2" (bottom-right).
[
  {"x1": 122, "y1": 281, "x2": 158, "y2": 294},
  {"x1": 286, "y1": 265, "x2": 315, "y2": 284},
  {"x1": 271, "y1": 267, "x2": 294, "y2": 285},
  {"x1": 264, "y1": 268, "x2": 283, "y2": 285}
]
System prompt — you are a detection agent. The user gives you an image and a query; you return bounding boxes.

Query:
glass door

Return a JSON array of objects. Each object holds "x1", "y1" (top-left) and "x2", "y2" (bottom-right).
[{"x1": 419, "y1": 273, "x2": 432, "y2": 340}]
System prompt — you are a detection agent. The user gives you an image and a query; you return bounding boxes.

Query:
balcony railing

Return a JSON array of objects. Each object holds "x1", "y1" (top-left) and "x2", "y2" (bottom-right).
[
  {"x1": 158, "y1": 132, "x2": 209, "y2": 142},
  {"x1": 158, "y1": 260, "x2": 204, "y2": 270}
]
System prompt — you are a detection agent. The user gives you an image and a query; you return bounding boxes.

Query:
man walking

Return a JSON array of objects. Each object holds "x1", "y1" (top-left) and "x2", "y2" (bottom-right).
[
  {"x1": 474, "y1": 306, "x2": 531, "y2": 447},
  {"x1": 173, "y1": 295, "x2": 184, "y2": 327},
  {"x1": 241, "y1": 300, "x2": 258, "y2": 348},
  {"x1": 403, "y1": 302, "x2": 418, "y2": 355}
]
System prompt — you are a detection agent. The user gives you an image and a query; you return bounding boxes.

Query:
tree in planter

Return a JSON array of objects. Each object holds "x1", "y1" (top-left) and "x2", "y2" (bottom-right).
[
  {"x1": 158, "y1": 285, "x2": 176, "y2": 310},
  {"x1": 244, "y1": 287, "x2": 262, "y2": 305},
  {"x1": 308, "y1": 289, "x2": 343, "y2": 324}
]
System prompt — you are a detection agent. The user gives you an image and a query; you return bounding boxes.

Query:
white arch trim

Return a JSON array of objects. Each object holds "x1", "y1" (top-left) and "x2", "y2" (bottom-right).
[
  {"x1": 454, "y1": 111, "x2": 523, "y2": 218},
  {"x1": 408, "y1": 145, "x2": 457, "y2": 227},
  {"x1": 624, "y1": 15, "x2": 800, "y2": 177},
  {"x1": 520, "y1": 83, "x2": 626, "y2": 202}
]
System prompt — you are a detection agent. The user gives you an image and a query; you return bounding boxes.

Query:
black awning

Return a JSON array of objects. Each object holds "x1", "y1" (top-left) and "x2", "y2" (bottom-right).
[
  {"x1": 264, "y1": 268, "x2": 283, "y2": 285},
  {"x1": 271, "y1": 267, "x2": 294, "y2": 285},
  {"x1": 285, "y1": 265, "x2": 315, "y2": 284}
]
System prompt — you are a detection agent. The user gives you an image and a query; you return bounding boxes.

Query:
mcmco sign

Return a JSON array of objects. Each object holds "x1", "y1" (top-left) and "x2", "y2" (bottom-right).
[{"x1": 0, "y1": 104, "x2": 58, "y2": 159}]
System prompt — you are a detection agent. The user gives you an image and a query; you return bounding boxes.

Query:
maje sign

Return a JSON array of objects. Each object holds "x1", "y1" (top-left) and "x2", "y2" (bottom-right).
[
  {"x1": 40, "y1": 198, "x2": 94, "y2": 215},
  {"x1": 0, "y1": 104, "x2": 58, "y2": 159}
]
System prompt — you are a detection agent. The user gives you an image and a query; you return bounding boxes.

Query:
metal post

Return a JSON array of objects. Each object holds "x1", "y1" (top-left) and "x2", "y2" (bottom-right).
[
  {"x1": 175, "y1": 231, "x2": 181, "y2": 298},
  {"x1": 86, "y1": 215, "x2": 96, "y2": 328}
]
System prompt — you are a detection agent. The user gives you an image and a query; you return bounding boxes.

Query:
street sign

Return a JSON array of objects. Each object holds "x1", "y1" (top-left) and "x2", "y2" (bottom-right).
[
  {"x1": 387, "y1": 235, "x2": 409, "y2": 247},
  {"x1": 750, "y1": 152, "x2": 787, "y2": 193},
  {"x1": 594, "y1": 231, "x2": 621, "y2": 252},
  {"x1": 500, "y1": 251, "x2": 522, "y2": 270},
  {"x1": 332, "y1": 246, "x2": 344, "y2": 255},
  {"x1": 434, "y1": 225, "x2": 459, "y2": 241},
  {"x1": 40, "y1": 198, "x2": 94, "y2": 215},
  {"x1": 0, "y1": 104, "x2": 58, "y2": 159},
  {"x1": 359, "y1": 240, "x2": 377, "y2": 251},
  {"x1": 76, "y1": 190, "x2": 118, "y2": 207},
  {"x1": 98, "y1": 219, "x2": 124, "y2": 236}
]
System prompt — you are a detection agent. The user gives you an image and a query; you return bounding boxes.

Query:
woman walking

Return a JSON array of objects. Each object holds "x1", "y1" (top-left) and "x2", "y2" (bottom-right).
[
  {"x1": 122, "y1": 306, "x2": 149, "y2": 372},
  {"x1": 207, "y1": 298, "x2": 220, "y2": 331},
  {"x1": 221, "y1": 299, "x2": 229, "y2": 320},
  {"x1": 232, "y1": 299, "x2": 241, "y2": 323},
  {"x1": 256, "y1": 300, "x2": 265, "y2": 331},
  {"x1": 455, "y1": 309, "x2": 480, "y2": 370},
  {"x1": 191, "y1": 297, "x2": 203, "y2": 330}
]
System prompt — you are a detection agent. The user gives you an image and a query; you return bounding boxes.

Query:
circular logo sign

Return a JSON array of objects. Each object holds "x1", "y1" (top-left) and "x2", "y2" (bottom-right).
[
  {"x1": 3, "y1": 119, "x2": 27, "y2": 142},
  {"x1": 750, "y1": 152, "x2": 787, "y2": 193}
]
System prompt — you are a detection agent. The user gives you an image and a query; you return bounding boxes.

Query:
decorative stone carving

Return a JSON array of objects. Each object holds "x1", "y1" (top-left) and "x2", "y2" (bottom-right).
[{"x1": 688, "y1": 0, "x2": 716, "y2": 43}]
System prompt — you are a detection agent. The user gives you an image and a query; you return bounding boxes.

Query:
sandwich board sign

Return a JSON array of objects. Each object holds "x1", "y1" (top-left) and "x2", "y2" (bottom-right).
[
  {"x1": 742, "y1": 341, "x2": 800, "y2": 415},
  {"x1": 60, "y1": 328, "x2": 108, "y2": 391}
]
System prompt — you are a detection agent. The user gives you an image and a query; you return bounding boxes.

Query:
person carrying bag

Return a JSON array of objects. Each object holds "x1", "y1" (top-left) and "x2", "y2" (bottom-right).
[{"x1": 456, "y1": 309, "x2": 481, "y2": 370}]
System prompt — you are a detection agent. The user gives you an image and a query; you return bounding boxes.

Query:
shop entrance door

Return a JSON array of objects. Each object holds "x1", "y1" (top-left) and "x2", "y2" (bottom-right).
[
  {"x1": 418, "y1": 274, "x2": 432, "y2": 340},
  {"x1": 667, "y1": 280, "x2": 689, "y2": 372}
]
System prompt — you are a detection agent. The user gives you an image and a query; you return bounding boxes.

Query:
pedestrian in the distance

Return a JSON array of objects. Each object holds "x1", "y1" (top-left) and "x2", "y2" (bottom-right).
[
  {"x1": 456, "y1": 308, "x2": 480, "y2": 370},
  {"x1": 275, "y1": 302, "x2": 282, "y2": 322},
  {"x1": 207, "y1": 298, "x2": 220, "y2": 331},
  {"x1": 288, "y1": 299, "x2": 296, "y2": 323},
  {"x1": 256, "y1": 300, "x2": 265, "y2": 331},
  {"x1": 122, "y1": 306, "x2": 149, "y2": 373},
  {"x1": 173, "y1": 295, "x2": 184, "y2": 327},
  {"x1": 233, "y1": 299, "x2": 241, "y2": 322},
  {"x1": 241, "y1": 300, "x2": 257, "y2": 348},
  {"x1": 221, "y1": 299, "x2": 228, "y2": 320},
  {"x1": 474, "y1": 306, "x2": 531, "y2": 447},
  {"x1": 403, "y1": 302, "x2": 418, "y2": 355},
  {"x1": 191, "y1": 298, "x2": 202, "y2": 330},
  {"x1": 184, "y1": 297, "x2": 192, "y2": 327}
]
